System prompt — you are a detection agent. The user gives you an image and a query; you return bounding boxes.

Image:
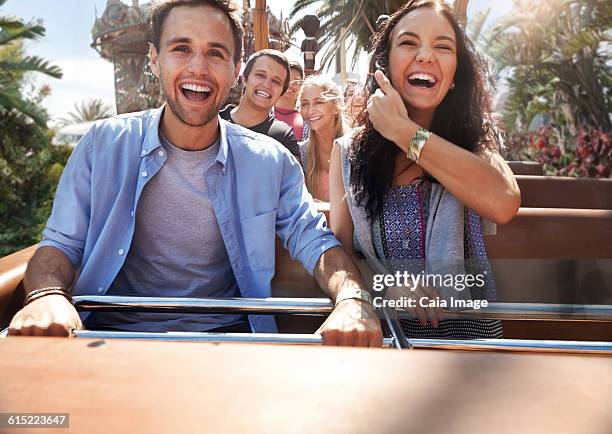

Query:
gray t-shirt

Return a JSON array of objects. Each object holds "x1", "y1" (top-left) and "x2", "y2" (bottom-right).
[{"x1": 85, "y1": 133, "x2": 245, "y2": 332}]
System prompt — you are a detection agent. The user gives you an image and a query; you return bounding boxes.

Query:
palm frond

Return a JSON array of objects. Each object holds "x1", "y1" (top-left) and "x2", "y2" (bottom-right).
[
  {"x1": 468, "y1": 8, "x2": 490, "y2": 44},
  {"x1": 0, "y1": 87, "x2": 46, "y2": 125},
  {"x1": 0, "y1": 56, "x2": 62, "y2": 79},
  {"x1": 0, "y1": 22, "x2": 45, "y2": 46},
  {"x1": 289, "y1": 0, "x2": 322, "y2": 19},
  {"x1": 0, "y1": 16, "x2": 23, "y2": 32},
  {"x1": 58, "y1": 99, "x2": 115, "y2": 126}
]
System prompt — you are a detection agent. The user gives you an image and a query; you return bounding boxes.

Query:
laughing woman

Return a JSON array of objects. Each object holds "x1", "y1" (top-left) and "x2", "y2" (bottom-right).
[
  {"x1": 330, "y1": 0, "x2": 520, "y2": 338},
  {"x1": 298, "y1": 76, "x2": 346, "y2": 201}
]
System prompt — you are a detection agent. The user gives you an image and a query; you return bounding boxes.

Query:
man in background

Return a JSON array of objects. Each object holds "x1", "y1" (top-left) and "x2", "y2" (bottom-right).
[
  {"x1": 274, "y1": 60, "x2": 305, "y2": 141},
  {"x1": 220, "y1": 49, "x2": 300, "y2": 161}
]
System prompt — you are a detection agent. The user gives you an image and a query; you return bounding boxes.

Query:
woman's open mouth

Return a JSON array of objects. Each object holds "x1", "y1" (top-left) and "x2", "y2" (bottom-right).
[{"x1": 407, "y1": 73, "x2": 437, "y2": 89}]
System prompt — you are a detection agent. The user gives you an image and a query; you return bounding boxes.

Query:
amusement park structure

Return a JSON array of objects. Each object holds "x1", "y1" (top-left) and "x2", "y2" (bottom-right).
[{"x1": 91, "y1": 0, "x2": 291, "y2": 114}]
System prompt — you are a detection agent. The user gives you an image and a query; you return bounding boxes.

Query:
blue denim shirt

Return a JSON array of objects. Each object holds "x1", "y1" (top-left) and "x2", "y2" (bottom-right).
[{"x1": 40, "y1": 106, "x2": 340, "y2": 333}]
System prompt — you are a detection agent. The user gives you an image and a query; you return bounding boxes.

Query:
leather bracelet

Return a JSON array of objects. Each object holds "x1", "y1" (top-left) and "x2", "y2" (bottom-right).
[
  {"x1": 335, "y1": 288, "x2": 373, "y2": 306},
  {"x1": 406, "y1": 127, "x2": 431, "y2": 163},
  {"x1": 24, "y1": 287, "x2": 71, "y2": 307},
  {"x1": 24, "y1": 286, "x2": 66, "y2": 299}
]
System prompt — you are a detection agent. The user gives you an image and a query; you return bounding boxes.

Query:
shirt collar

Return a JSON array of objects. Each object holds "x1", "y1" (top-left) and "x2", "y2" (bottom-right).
[
  {"x1": 140, "y1": 105, "x2": 165, "y2": 157},
  {"x1": 216, "y1": 117, "x2": 229, "y2": 170},
  {"x1": 141, "y1": 104, "x2": 229, "y2": 172}
]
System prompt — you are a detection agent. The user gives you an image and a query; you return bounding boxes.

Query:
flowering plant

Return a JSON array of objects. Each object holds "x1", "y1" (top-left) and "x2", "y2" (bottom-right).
[{"x1": 506, "y1": 127, "x2": 610, "y2": 178}]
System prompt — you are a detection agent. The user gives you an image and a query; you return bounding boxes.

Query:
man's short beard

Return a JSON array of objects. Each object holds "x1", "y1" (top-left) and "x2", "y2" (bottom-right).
[
  {"x1": 162, "y1": 83, "x2": 228, "y2": 127},
  {"x1": 165, "y1": 96, "x2": 219, "y2": 127}
]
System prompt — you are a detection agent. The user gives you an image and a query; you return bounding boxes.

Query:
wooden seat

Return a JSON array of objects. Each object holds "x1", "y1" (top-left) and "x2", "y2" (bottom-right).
[
  {"x1": 2, "y1": 207, "x2": 611, "y2": 339},
  {"x1": 516, "y1": 176, "x2": 612, "y2": 209},
  {"x1": 0, "y1": 245, "x2": 35, "y2": 329},
  {"x1": 508, "y1": 161, "x2": 544, "y2": 176}
]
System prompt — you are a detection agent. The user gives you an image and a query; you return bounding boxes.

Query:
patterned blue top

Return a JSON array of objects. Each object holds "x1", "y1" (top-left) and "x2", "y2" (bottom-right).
[
  {"x1": 369, "y1": 182, "x2": 502, "y2": 339},
  {"x1": 370, "y1": 181, "x2": 496, "y2": 296}
]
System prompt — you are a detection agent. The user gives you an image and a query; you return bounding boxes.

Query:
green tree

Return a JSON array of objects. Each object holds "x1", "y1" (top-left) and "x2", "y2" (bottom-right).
[
  {"x1": 0, "y1": 0, "x2": 69, "y2": 255},
  {"x1": 0, "y1": 108, "x2": 71, "y2": 256},
  {"x1": 485, "y1": 0, "x2": 611, "y2": 132},
  {"x1": 289, "y1": 0, "x2": 407, "y2": 70},
  {"x1": 58, "y1": 98, "x2": 115, "y2": 126},
  {"x1": 0, "y1": 0, "x2": 62, "y2": 125}
]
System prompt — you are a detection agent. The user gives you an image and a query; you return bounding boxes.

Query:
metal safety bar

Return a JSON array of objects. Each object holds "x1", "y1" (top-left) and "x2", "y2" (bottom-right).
[
  {"x1": 1, "y1": 327, "x2": 611, "y2": 354},
  {"x1": 381, "y1": 306, "x2": 411, "y2": 349},
  {"x1": 406, "y1": 338, "x2": 612, "y2": 354},
  {"x1": 66, "y1": 330, "x2": 612, "y2": 354},
  {"x1": 70, "y1": 296, "x2": 612, "y2": 322},
  {"x1": 72, "y1": 330, "x2": 387, "y2": 345},
  {"x1": 72, "y1": 295, "x2": 334, "y2": 315},
  {"x1": 2, "y1": 298, "x2": 611, "y2": 354}
]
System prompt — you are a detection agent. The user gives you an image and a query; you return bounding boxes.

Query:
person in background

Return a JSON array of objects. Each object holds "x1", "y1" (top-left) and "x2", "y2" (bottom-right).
[
  {"x1": 274, "y1": 60, "x2": 305, "y2": 141},
  {"x1": 343, "y1": 79, "x2": 364, "y2": 128},
  {"x1": 330, "y1": 0, "x2": 520, "y2": 338},
  {"x1": 343, "y1": 79, "x2": 359, "y2": 105},
  {"x1": 220, "y1": 49, "x2": 300, "y2": 161},
  {"x1": 298, "y1": 75, "x2": 346, "y2": 202}
]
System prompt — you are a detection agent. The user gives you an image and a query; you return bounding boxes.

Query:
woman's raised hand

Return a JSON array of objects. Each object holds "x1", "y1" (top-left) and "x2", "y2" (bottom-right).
[{"x1": 367, "y1": 70, "x2": 416, "y2": 148}]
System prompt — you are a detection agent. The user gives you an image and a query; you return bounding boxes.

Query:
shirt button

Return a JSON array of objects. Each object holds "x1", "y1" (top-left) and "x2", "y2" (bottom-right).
[
  {"x1": 141, "y1": 150, "x2": 146, "y2": 156},
  {"x1": 141, "y1": 171, "x2": 148, "y2": 178},
  {"x1": 118, "y1": 248, "x2": 125, "y2": 255},
  {"x1": 130, "y1": 210, "x2": 134, "y2": 218},
  {"x1": 97, "y1": 286, "x2": 104, "y2": 293},
  {"x1": 158, "y1": 150, "x2": 165, "y2": 157}
]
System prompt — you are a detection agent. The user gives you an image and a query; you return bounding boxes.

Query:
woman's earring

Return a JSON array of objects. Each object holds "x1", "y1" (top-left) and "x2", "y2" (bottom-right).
[{"x1": 450, "y1": 82, "x2": 455, "y2": 90}]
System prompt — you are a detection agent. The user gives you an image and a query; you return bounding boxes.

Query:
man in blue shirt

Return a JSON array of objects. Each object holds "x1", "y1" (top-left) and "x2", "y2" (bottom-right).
[{"x1": 8, "y1": 0, "x2": 382, "y2": 346}]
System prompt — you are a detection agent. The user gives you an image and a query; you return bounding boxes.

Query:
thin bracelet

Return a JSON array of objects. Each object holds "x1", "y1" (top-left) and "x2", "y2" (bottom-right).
[
  {"x1": 24, "y1": 288, "x2": 71, "y2": 307},
  {"x1": 24, "y1": 286, "x2": 66, "y2": 300},
  {"x1": 335, "y1": 288, "x2": 373, "y2": 306}
]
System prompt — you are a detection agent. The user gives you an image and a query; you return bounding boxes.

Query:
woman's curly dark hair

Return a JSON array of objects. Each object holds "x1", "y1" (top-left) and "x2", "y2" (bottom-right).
[{"x1": 350, "y1": 0, "x2": 495, "y2": 219}]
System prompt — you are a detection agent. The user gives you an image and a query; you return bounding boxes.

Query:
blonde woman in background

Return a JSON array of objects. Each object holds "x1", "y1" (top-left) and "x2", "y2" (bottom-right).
[{"x1": 298, "y1": 76, "x2": 346, "y2": 201}]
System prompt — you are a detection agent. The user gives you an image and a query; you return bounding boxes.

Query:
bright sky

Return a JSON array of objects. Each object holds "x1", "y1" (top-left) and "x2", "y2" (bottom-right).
[{"x1": 3, "y1": 0, "x2": 512, "y2": 123}]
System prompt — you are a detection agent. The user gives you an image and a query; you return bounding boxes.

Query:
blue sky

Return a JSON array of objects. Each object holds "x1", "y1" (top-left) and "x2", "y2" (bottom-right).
[{"x1": 3, "y1": 0, "x2": 512, "y2": 123}]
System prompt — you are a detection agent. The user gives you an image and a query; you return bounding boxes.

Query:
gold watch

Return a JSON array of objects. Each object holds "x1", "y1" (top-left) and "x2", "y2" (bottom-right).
[{"x1": 406, "y1": 127, "x2": 431, "y2": 163}]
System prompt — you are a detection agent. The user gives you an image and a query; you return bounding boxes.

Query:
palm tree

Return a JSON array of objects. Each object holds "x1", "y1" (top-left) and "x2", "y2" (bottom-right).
[
  {"x1": 289, "y1": 0, "x2": 471, "y2": 71},
  {"x1": 59, "y1": 99, "x2": 115, "y2": 126},
  {"x1": 0, "y1": 0, "x2": 62, "y2": 125},
  {"x1": 485, "y1": 0, "x2": 611, "y2": 131},
  {"x1": 289, "y1": 0, "x2": 407, "y2": 71}
]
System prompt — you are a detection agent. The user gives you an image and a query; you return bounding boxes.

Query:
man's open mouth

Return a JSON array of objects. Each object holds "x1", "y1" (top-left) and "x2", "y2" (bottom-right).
[
  {"x1": 407, "y1": 73, "x2": 437, "y2": 89},
  {"x1": 255, "y1": 90, "x2": 271, "y2": 99},
  {"x1": 181, "y1": 83, "x2": 212, "y2": 102}
]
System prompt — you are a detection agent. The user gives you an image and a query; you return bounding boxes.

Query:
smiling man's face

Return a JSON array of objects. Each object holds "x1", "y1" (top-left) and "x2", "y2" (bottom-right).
[
  {"x1": 242, "y1": 55, "x2": 288, "y2": 112},
  {"x1": 149, "y1": 4, "x2": 241, "y2": 127}
]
